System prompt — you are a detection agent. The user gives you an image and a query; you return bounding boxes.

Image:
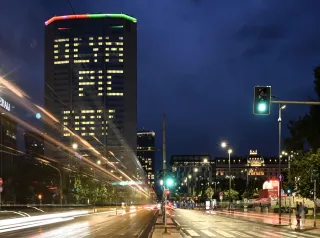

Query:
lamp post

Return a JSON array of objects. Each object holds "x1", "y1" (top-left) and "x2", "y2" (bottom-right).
[
  {"x1": 278, "y1": 104, "x2": 286, "y2": 224},
  {"x1": 221, "y1": 141, "x2": 233, "y2": 211}
]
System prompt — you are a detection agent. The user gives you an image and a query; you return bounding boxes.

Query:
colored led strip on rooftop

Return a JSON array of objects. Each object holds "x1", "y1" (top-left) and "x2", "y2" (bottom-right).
[{"x1": 45, "y1": 13, "x2": 137, "y2": 26}]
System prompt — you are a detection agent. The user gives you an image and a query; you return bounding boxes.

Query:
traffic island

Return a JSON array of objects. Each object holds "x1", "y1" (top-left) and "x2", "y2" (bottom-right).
[{"x1": 150, "y1": 213, "x2": 182, "y2": 237}]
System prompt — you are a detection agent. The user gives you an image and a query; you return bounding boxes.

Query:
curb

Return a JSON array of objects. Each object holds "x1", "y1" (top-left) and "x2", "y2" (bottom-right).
[{"x1": 139, "y1": 210, "x2": 158, "y2": 238}]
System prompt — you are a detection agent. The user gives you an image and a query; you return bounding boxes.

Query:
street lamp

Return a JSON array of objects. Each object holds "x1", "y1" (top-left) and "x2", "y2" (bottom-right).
[
  {"x1": 221, "y1": 141, "x2": 227, "y2": 148},
  {"x1": 72, "y1": 143, "x2": 78, "y2": 150},
  {"x1": 221, "y1": 141, "x2": 233, "y2": 211},
  {"x1": 278, "y1": 104, "x2": 286, "y2": 224},
  {"x1": 97, "y1": 160, "x2": 101, "y2": 165}
]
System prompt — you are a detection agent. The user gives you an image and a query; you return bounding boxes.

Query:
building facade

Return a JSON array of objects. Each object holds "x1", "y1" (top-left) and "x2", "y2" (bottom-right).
[
  {"x1": 137, "y1": 131, "x2": 155, "y2": 185},
  {"x1": 44, "y1": 14, "x2": 137, "y2": 168},
  {"x1": 215, "y1": 150, "x2": 288, "y2": 181},
  {"x1": 170, "y1": 155, "x2": 215, "y2": 198}
]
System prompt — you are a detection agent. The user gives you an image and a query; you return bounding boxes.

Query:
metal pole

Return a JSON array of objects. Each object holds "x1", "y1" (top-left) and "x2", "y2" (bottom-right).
[
  {"x1": 164, "y1": 190, "x2": 168, "y2": 233},
  {"x1": 272, "y1": 100, "x2": 320, "y2": 105},
  {"x1": 59, "y1": 171, "x2": 62, "y2": 208},
  {"x1": 314, "y1": 179, "x2": 317, "y2": 228},
  {"x1": 228, "y1": 152, "x2": 231, "y2": 212},
  {"x1": 278, "y1": 105, "x2": 282, "y2": 224},
  {"x1": 288, "y1": 155, "x2": 291, "y2": 226},
  {"x1": 163, "y1": 114, "x2": 166, "y2": 170}
]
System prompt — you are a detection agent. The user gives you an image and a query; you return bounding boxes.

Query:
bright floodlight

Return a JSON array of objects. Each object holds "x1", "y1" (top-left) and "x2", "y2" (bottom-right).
[
  {"x1": 166, "y1": 178, "x2": 174, "y2": 187},
  {"x1": 36, "y1": 113, "x2": 41, "y2": 119},
  {"x1": 221, "y1": 142, "x2": 227, "y2": 148},
  {"x1": 281, "y1": 105, "x2": 286, "y2": 110},
  {"x1": 228, "y1": 149, "x2": 233, "y2": 154},
  {"x1": 258, "y1": 103, "x2": 267, "y2": 112},
  {"x1": 72, "y1": 143, "x2": 78, "y2": 150}
]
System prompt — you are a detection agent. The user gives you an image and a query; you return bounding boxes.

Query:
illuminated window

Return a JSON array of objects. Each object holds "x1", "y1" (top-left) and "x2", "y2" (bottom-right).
[
  {"x1": 107, "y1": 81, "x2": 112, "y2": 84},
  {"x1": 65, "y1": 49, "x2": 69, "y2": 53},
  {"x1": 107, "y1": 92, "x2": 123, "y2": 96},
  {"x1": 98, "y1": 76, "x2": 103, "y2": 79},
  {"x1": 64, "y1": 55, "x2": 69, "y2": 58},
  {"x1": 81, "y1": 133, "x2": 87, "y2": 136},
  {"x1": 106, "y1": 42, "x2": 112, "y2": 45},
  {"x1": 119, "y1": 59, "x2": 123, "y2": 62},
  {"x1": 90, "y1": 116, "x2": 95, "y2": 119},
  {"x1": 98, "y1": 37, "x2": 102, "y2": 40},
  {"x1": 54, "y1": 50, "x2": 59, "y2": 53},
  {"x1": 93, "y1": 48, "x2": 99, "y2": 51},
  {"x1": 74, "y1": 49, "x2": 78, "y2": 52},
  {"x1": 89, "y1": 37, "x2": 94, "y2": 40},
  {"x1": 81, "y1": 116, "x2": 86, "y2": 119},
  {"x1": 109, "y1": 109, "x2": 115, "y2": 113},
  {"x1": 64, "y1": 133, "x2": 71, "y2": 137},
  {"x1": 98, "y1": 93, "x2": 103, "y2": 96},
  {"x1": 111, "y1": 48, "x2": 117, "y2": 51},
  {"x1": 79, "y1": 82, "x2": 95, "y2": 85},
  {"x1": 65, "y1": 44, "x2": 69, "y2": 47},
  {"x1": 54, "y1": 60, "x2": 69, "y2": 65},
  {"x1": 54, "y1": 45, "x2": 59, "y2": 48},
  {"x1": 63, "y1": 116, "x2": 68, "y2": 119},
  {"x1": 94, "y1": 59, "x2": 98, "y2": 62},
  {"x1": 98, "y1": 87, "x2": 103, "y2": 91},
  {"x1": 89, "y1": 42, "x2": 94, "y2": 46},
  {"x1": 105, "y1": 36, "x2": 109, "y2": 39},
  {"x1": 116, "y1": 42, "x2": 123, "y2": 45},
  {"x1": 75, "y1": 122, "x2": 79, "y2": 125},
  {"x1": 74, "y1": 54, "x2": 78, "y2": 58},
  {"x1": 79, "y1": 93, "x2": 84, "y2": 96},
  {"x1": 119, "y1": 48, "x2": 123, "y2": 51},
  {"x1": 105, "y1": 48, "x2": 110, "y2": 51},
  {"x1": 74, "y1": 60, "x2": 90, "y2": 63},
  {"x1": 74, "y1": 38, "x2": 78, "y2": 41},
  {"x1": 107, "y1": 76, "x2": 112, "y2": 79},
  {"x1": 54, "y1": 56, "x2": 58, "y2": 59},
  {"x1": 119, "y1": 37, "x2": 123, "y2": 40},
  {"x1": 107, "y1": 87, "x2": 112, "y2": 90},
  {"x1": 74, "y1": 43, "x2": 79, "y2": 46},
  {"x1": 75, "y1": 127, "x2": 79, "y2": 130},
  {"x1": 63, "y1": 122, "x2": 68, "y2": 125},
  {"x1": 107, "y1": 70, "x2": 123, "y2": 74},
  {"x1": 63, "y1": 111, "x2": 70, "y2": 114},
  {"x1": 89, "y1": 133, "x2": 95, "y2": 136},
  {"x1": 79, "y1": 70, "x2": 95, "y2": 74},
  {"x1": 81, "y1": 110, "x2": 95, "y2": 113},
  {"x1": 98, "y1": 81, "x2": 103, "y2": 84},
  {"x1": 109, "y1": 115, "x2": 114, "y2": 119},
  {"x1": 79, "y1": 88, "x2": 83, "y2": 91},
  {"x1": 119, "y1": 53, "x2": 123, "y2": 57},
  {"x1": 94, "y1": 54, "x2": 98, "y2": 57},
  {"x1": 97, "y1": 110, "x2": 102, "y2": 113},
  {"x1": 98, "y1": 42, "x2": 103, "y2": 45},
  {"x1": 54, "y1": 38, "x2": 69, "y2": 42},
  {"x1": 90, "y1": 76, "x2": 95, "y2": 79},
  {"x1": 105, "y1": 59, "x2": 109, "y2": 62},
  {"x1": 105, "y1": 53, "x2": 109, "y2": 56}
]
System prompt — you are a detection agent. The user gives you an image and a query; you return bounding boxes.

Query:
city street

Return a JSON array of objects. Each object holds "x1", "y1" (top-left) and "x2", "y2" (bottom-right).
[
  {"x1": 172, "y1": 209, "x2": 319, "y2": 238},
  {"x1": 0, "y1": 209, "x2": 157, "y2": 238}
]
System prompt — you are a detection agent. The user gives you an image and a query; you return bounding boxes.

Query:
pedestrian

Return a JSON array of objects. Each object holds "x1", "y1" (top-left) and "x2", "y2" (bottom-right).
[
  {"x1": 299, "y1": 202, "x2": 305, "y2": 227},
  {"x1": 296, "y1": 202, "x2": 300, "y2": 227}
]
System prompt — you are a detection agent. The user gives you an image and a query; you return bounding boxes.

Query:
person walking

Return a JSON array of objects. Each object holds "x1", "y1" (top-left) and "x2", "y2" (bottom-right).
[
  {"x1": 299, "y1": 202, "x2": 305, "y2": 227},
  {"x1": 296, "y1": 202, "x2": 300, "y2": 227}
]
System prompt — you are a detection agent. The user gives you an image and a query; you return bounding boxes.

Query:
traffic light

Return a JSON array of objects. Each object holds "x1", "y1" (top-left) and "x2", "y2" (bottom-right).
[
  {"x1": 253, "y1": 86, "x2": 271, "y2": 115},
  {"x1": 165, "y1": 177, "x2": 174, "y2": 188}
]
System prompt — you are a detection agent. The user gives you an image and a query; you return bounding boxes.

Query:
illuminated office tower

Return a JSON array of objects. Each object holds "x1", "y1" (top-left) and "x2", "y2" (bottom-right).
[{"x1": 44, "y1": 14, "x2": 137, "y2": 165}]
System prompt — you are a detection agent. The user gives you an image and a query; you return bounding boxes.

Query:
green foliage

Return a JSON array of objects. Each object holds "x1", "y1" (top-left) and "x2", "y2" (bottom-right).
[
  {"x1": 291, "y1": 149, "x2": 320, "y2": 199},
  {"x1": 222, "y1": 189, "x2": 239, "y2": 201},
  {"x1": 285, "y1": 66, "x2": 320, "y2": 151}
]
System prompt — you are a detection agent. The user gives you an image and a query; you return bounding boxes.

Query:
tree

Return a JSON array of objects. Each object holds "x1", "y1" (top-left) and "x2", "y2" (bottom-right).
[
  {"x1": 290, "y1": 149, "x2": 320, "y2": 199},
  {"x1": 223, "y1": 189, "x2": 239, "y2": 201},
  {"x1": 285, "y1": 66, "x2": 320, "y2": 151}
]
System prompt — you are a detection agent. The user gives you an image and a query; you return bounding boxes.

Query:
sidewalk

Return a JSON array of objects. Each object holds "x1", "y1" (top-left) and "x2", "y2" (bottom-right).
[
  {"x1": 212, "y1": 209, "x2": 319, "y2": 233},
  {"x1": 151, "y1": 210, "x2": 182, "y2": 237}
]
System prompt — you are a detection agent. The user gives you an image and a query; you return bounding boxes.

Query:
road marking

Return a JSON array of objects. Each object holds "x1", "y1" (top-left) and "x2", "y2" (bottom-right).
[
  {"x1": 292, "y1": 232, "x2": 320, "y2": 238},
  {"x1": 276, "y1": 232, "x2": 297, "y2": 237},
  {"x1": 201, "y1": 230, "x2": 216, "y2": 237},
  {"x1": 262, "y1": 231, "x2": 282, "y2": 237},
  {"x1": 215, "y1": 230, "x2": 235, "y2": 237},
  {"x1": 230, "y1": 230, "x2": 252, "y2": 237},
  {"x1": 186, "y1": 229, "x2": 200, "y2": 236}
]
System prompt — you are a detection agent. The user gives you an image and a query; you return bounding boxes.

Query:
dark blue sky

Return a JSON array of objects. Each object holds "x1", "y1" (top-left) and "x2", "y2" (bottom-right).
[{"x1": 1, "y1": 0, "x2": 320, "y2": 165}]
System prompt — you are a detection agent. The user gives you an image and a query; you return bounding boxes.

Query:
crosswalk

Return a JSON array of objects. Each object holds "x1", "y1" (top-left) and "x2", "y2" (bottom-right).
[{"x1": 181, "y1": 227, "x2": 320, "y2": 238}]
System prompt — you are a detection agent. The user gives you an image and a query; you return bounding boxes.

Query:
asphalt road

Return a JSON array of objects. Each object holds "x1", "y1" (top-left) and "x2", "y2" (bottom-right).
[
  {"x1": 0, "y1": 209, "x2": 158, "y2": 238},
  {"x1": 172, "y1": 209, "x2": 319, "y2": 238}
]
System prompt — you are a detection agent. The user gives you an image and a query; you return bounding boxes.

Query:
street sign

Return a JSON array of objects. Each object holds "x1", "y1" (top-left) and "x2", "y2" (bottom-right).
[
  {"x1": 219, "y1": 192, "x2": 223, "y2": 196},
  {"x1": 0, "y1": 186, "x2": 3, "y2": 193},
  {"x1": 0, "y1": 177, "x2": 2, "y2": 186},
  {"x1": 278, "y1": 174, "x2": 284, "y2": 182}
]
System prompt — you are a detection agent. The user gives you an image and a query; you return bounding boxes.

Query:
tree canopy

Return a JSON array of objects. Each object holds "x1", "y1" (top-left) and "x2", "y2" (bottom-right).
[{"x1": 285, "y1": 66, "x2": 320, "y2": 151}]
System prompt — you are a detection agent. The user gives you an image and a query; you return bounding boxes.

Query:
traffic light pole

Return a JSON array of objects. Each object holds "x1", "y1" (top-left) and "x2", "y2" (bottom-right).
[{"x1": 272, "y1": 100, "x2": 320, "y2": 105}]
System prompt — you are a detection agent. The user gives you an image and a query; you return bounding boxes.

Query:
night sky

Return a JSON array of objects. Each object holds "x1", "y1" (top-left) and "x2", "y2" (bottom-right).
[{"x1": 1, "y1": 1, "x2": 320, "y2": 171}]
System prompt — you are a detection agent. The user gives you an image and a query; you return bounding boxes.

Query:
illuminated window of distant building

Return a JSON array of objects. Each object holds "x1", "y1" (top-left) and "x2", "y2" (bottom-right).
[
  {"x1": 111, "y1": 48, "x2": 117, "y2": 51},
  {"x1": 107, "y1": 81, "x2": 111, "y2": 84},
  {"x1": 79, "y1": 93, "x2": 84, "y2": 96},
  {"x1": 54, "y1": 50, "x2": 59, "y2": 54},
  {"x1": 75, "y1": 127, "x2": 79, "y2": 130},
  {"x1": 119, "y1": 37, "x2": 123, "y2": 40},
  {"x1": 105, "y1": 48, "x2": 110, "y2": 51},
  {"x1": 109, "y1": 115, "x2": 114, "y2": 119},
  {"x1": 98, "y1": 42, "x2": 103, "y2": 46},
  {"x1": 98, "y1": 37, "x2": 102, "y2": 40},
  {"x1": 98, "y1": 81, "x2": 103, "y2": 85},
  {"x1": 107, "y1": 76, "x2": 112, "y2": 79},
  {"x1": 54, "y1": 60, "x2": 69, "y2": 64},
  {"x1": 89, "y1": 37, "x2": 94, "y2": 40},
  {"x1": 119, "y1": 59, "x2": 123, "y2": 62},
  {"x1": 74, "y1": 43, "x2": 79, "y2": 46},
  {"x1": 74, "y1": 55, "x2": 79, "y2": 58},
  {"x1": 106, "y1": 42, "x2": 112, "y2": 45},
  {"x1": 74, "y1": 49, "x2": 78, "y2": 52},
  {"x1": 105, "y1": 53, "x2": 109, "y2": 56},
  {"x1": 65, "y1": 44, "x2": 69, "y2": 47},
  {"x1": 107, "y1": 87, "x2": 112, "y2": 91},
  {"x1": 93, "y1": 48, "x2": 99, "y2": 51},
  {"x1": 119, "y1": 48, "x2": 123, "y2": 51},
  {"x1": 74, "y1": 38, "x2": 78, "y2": 41},
  {"x1": 119, "y1": 53, "x2": 123, "y2": 57},
  {"x1": 54, "y1": 56, "x2": 58, "y2": 59},
  {"x1": 89, "y1": 42, "x2": 94, "y2": 46},
  {"x1": 54, "y1": 44, "x2": 59, "y2": 48},
  {"x1": 105, "y1": 59, "x2": 109, "y2": 62},
  {"x1": 94, "y1": 59, "x2": 97, "y2": 62}
]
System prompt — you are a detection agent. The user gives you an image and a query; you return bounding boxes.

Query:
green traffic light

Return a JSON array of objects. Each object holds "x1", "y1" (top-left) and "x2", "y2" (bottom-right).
[
  {"x1": 166, "y1": 178, "x2": 174, "y2": 187},
  {"x1": 287, "y1": 189, "x2": 291, "y2": 193},
  {"x1": 258, "y1": 103, "x2": 267, "y2": 112}
]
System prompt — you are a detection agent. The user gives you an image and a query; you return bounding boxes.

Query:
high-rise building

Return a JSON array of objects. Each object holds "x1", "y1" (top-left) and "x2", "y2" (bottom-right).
[
  {"x1": 44, "y1": 14, "x2": 137, "y2": 166},
  {"x1": 24, "y1": 131, "x2": 44, "y2": 156},
  {"x1": 137, "y1": 131, "x2": 155, "y2": 185}
]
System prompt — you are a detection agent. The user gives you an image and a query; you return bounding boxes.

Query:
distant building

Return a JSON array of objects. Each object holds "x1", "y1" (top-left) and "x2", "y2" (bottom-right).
[
  {"x1": 24, "y1": 131, "x2": 44, "y2": 156},
  {"x1": 215, "y1": 150, "x2": 288, "y2": 181},
  {"x1": 44, "y1": 14, "x2": 137, "y2": 169},
  {"x1": 137, "y1": 131, "x2": 155, "y2": 185},
  {"x1": 170, "y1": 155, "x2": 215, "y2": 198}
]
